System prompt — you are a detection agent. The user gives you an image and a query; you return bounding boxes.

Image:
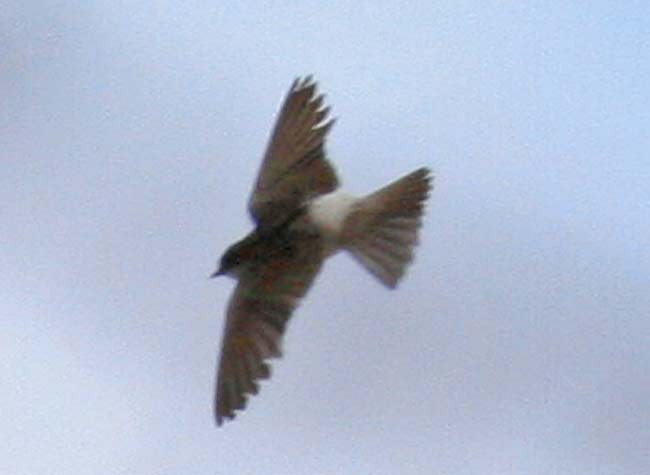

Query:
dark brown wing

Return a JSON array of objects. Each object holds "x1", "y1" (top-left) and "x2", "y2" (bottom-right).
[
  {"x1": 248, "y1": 76, "x2": 339, "y2": 227},
  {"x1": 214, "y1": 232, "x2": 324, "y2": 425}
]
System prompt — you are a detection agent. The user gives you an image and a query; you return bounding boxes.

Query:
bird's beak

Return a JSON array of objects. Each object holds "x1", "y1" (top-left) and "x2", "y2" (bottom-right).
[{"x1": 210, "y1": 269, "x2": 224, "y2": 279}]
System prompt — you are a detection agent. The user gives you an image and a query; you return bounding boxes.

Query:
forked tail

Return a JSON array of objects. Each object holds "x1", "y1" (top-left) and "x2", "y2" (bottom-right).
[{"x1": 342, "y1": 168, "x2": 432, "y2": 288}]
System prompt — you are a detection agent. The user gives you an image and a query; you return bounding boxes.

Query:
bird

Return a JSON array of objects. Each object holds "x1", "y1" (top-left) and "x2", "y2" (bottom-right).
[{"x1": 211, "y1": 76, "x2": 432, "y2": 425}]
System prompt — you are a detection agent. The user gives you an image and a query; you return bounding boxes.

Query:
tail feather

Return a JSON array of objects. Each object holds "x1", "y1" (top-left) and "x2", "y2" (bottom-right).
[{"x1": 342, "y1": 168, "x2": 432, "y2": 288}]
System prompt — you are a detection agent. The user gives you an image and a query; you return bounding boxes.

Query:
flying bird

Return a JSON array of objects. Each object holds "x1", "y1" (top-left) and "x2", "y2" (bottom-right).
[{"x1": 211, "y1": 76, "x2": 432, "y2": 425}]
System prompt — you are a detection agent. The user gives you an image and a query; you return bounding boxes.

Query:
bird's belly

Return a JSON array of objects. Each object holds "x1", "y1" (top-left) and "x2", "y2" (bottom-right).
[{"x1": 307, "y1": 190, "x2": 358, "y2": 243}]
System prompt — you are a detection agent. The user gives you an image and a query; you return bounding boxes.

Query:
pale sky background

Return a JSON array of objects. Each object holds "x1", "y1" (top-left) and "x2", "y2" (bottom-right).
[{"x1": 2, "y1": 2, "x2": 649, "y2": 474}]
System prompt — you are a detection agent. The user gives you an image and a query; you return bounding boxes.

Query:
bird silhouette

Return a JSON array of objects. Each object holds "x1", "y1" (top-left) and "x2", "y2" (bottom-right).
[{"x1": 211, "y1": 76, "x2": 432, "y2": 425}]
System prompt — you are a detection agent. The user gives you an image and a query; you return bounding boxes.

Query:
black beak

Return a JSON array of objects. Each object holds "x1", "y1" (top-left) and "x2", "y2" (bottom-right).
[{"x1": 210, "y1": 269, "x2": 224, "y2": 279}]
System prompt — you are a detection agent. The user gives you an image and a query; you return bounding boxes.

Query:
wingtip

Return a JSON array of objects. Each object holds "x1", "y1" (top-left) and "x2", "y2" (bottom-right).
[
  {"x1": 302, "y1": 74, "x2": 314, "y2": 86},
  {"x1": 412, "y1": 167, "x2": 434, "y2": 191},
  {"x1": 215, "y1": 408, "x2": 232, "y2": 427},
  {"x1": 292, "y1": 74, "x2": 317, "y2": 93}
]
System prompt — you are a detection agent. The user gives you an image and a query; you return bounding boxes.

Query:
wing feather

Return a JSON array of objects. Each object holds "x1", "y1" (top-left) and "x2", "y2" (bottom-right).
[
  {"x1": 214, "y1": 233, "x2": 324, "y2": 425},
  {"x1": 249, "y1": 77, "x2": 339, "y2": 227}
]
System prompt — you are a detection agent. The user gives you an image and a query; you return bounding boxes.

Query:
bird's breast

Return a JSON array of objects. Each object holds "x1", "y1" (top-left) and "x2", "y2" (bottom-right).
[{"x1": 307, "y1": 190, "x2": 358, "y2": 241}]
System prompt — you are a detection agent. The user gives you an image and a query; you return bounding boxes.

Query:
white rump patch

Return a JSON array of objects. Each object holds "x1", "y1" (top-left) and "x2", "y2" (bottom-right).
[{"x1": 307, "y1": 191, "x2": 357, "y2": 239}]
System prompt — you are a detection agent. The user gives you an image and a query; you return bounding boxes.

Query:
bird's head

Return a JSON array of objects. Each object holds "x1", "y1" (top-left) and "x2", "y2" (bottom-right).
[{"x1": 211, "y1": 236, "x2": 255, "y2": 278}]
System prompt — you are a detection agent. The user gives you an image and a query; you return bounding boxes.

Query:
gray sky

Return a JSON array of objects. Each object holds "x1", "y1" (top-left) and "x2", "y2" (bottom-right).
[{"x1": 2, "y1": 2, "x2": 649, "y2": 474}]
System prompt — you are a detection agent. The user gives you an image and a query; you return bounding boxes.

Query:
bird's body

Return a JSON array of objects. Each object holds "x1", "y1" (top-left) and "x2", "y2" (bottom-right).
[{"x1": 212, "y1": 77, "x2": 432, "y2": 425}]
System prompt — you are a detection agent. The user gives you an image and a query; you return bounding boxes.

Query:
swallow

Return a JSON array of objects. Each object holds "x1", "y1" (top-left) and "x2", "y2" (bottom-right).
[{"x1": 211, "y1": 76, "x2": 432, "y2": 425}]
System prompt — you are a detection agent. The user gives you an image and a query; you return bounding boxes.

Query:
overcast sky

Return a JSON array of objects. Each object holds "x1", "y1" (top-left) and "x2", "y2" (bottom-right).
[{"x1": 2, "y1": 2, "x2": 649, "y2": 474}]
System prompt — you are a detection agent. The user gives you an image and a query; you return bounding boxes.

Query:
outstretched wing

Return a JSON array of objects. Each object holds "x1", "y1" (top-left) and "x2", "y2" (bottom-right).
[
  {"x1": 214, "y1": 232, "x2": 324, "y2": 425},
  {"x1": 249, "y1": 76, "x2": 339, "y2": 227}
]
